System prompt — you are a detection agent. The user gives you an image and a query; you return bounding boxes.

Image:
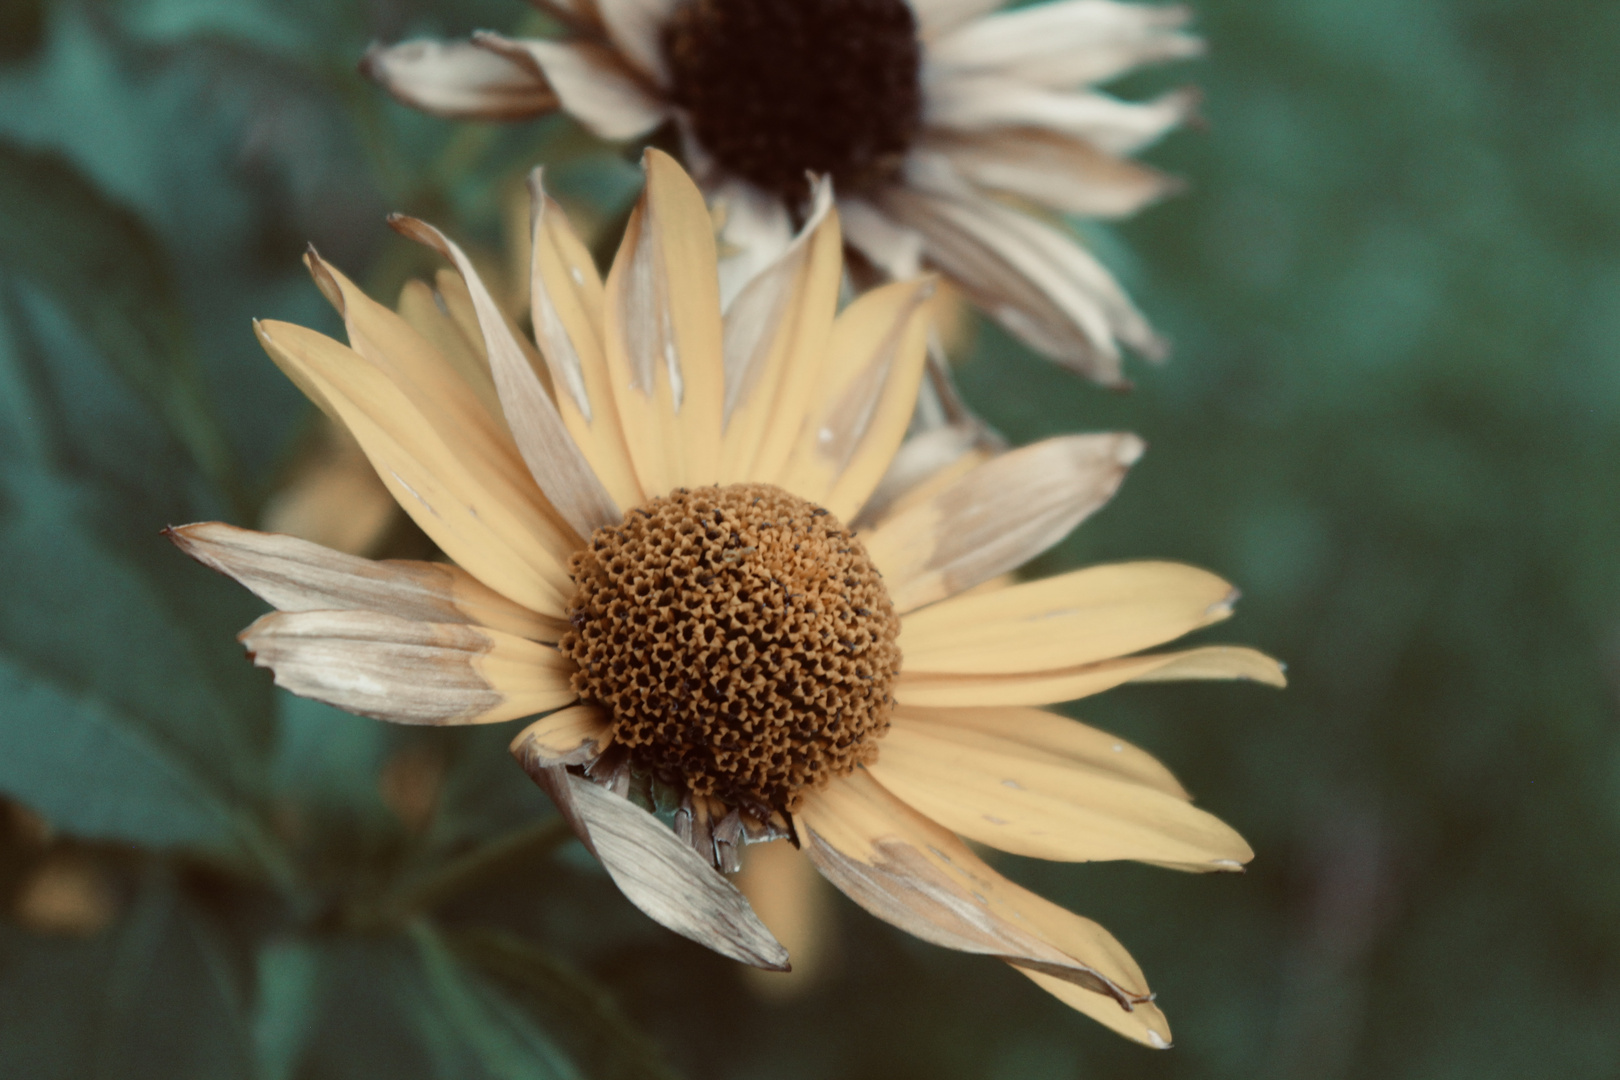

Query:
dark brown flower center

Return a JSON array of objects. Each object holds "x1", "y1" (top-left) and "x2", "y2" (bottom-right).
[
  {"x1": 662, "y1": 0, "x2": 923, "y2": 201},
  {"x1": 560, "y1": 484, "x2": 901, "y2": 815}
]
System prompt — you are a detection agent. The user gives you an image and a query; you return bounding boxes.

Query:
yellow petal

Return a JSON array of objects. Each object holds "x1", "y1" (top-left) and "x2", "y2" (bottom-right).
[
  {"x1": 395, "y1": 276, "x2": 504, "y2": 425},
  {"x1": 775, "y1": 278, "x2": 934, "y2": 519},
  {"x1": 509, "y1": 704, "x2": 612, "y2": 766},
  {"x1": 867, "y1": 715, "x2": 1251, "y2": 869},
  {"x1": 864, "y1": 433, "x2": 1142, "y2": 613},
  {"x1": 390, "y1": 213, "x2": 620, "y2": 539},
  {"x1": 893, "y1": 704, "x2": 1186, "y2": 797},
  {"x1": 798, "y1": 769, "x2": 1155, "y2": 1008},
  {"x1": 900, "y1": 561, "x2": 1237, "y2": 674},
  {"x1": 1020, "y1": 968, "x2": 1173, "y2": 1048},
  {"x1": 241, "y1": 609, "x2": 575, "y2": 725},
  {"x1": 601, "y1": 148, "x2": 725, "y2": 495},
  {"x1": 526, "y1": 169, "x2": 644, "y2": 510},
  {"x1": 306, "y1": 250, "x2": 508, "y2": 454},
  {"x1": 894, "y1": 644, "x2": 1288, "y2": 708},
  {"x1": 721, "y1": 181, "x2": 842, "y2": 483},
  {"x1": 255, "y1": 319, "x2": 574, "y2": 616}
]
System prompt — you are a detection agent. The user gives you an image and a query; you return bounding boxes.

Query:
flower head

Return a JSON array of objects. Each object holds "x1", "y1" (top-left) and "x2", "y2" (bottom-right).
[
  {"x1": 363, "y1": 0, "x2": 1202, "y2": 384},
  {"x1": 173, "y1": 151, "x2": 1281, "y2": 1047}
]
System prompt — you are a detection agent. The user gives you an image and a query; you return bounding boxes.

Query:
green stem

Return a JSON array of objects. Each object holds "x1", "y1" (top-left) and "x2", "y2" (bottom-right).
[{"x1": 385, "y1": 816, "x2": 575, "y2": 918}]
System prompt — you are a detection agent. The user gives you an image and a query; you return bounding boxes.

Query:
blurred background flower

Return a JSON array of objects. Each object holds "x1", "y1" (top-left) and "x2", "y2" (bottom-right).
[{"x1": 1, "y1": 0, "x2": 1618, "y2": 1078}]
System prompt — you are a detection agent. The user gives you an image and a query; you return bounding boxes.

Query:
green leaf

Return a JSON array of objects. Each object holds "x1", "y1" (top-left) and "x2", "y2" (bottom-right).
[
  {"x1": 0, "y1": 462, "x2": 283, "y2": 872},
  {"x1": 0, "y1": 140, "x2": 243, "y2": 510},
  {"x1": 251, "y1": 936, "x2": 322, "y2": 1080},
  {"x1": 409, "y1": 922, "x2": 583, "y2": 1080},
  {"x1": 284, "y1": 929, "x2": 588, "y2": 1080},
  {"x1": 0, "y1": 866, "x2": 256, "y2": 1080},
  {"x1": 453, "y1": 929, "x2": 681, "y2": 1080}
]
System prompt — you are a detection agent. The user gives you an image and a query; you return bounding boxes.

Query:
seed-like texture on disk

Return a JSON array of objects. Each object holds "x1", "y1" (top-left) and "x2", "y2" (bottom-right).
[
  {"x1": 561, "y1": 484, "x2": 902, "y2": 814},
  {"x1": 662, "y1": 0, "x2": 922, "y2": 199}
]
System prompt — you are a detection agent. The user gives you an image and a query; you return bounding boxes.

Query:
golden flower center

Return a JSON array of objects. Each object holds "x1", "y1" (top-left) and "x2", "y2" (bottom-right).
[
  {"x1": 560, "y1": 484, "x2": 902, "y2": 815},
  {"x1": 662, "y1": 0, "x2": 923, "y2": 200}
]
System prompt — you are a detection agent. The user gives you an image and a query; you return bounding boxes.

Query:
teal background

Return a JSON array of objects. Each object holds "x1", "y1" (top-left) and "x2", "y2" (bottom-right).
[{"x1": 1, "y1": 0, "x2": 1617, "y2": 1077}]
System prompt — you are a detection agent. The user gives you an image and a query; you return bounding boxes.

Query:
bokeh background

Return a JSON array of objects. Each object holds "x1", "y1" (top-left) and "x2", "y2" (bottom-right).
[{"x1": 2, "y1": 0, "x2": 1618, "y2": 1077}]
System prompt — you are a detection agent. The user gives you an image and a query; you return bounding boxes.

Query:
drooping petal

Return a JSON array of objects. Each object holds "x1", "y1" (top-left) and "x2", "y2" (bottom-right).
[
  {"x1": 900, "y1": 561, "x2": 1237, "y2": 674},
  {"x1": 925, "y1": 78, "x2": 1198, "y2": 157},
  {"x1": 390, "y1": 214, "x2": 621, "y2": 539},
  {"x1": 922, "y1": 128, "x2": 1181, "y2": 218},
  {"x1": 926, "y1": 0, "x2": 1202, "y2": 89},
  {"x1": 511, "y1": 759, "x2": 790, "y2": 970},
  {"x1": 594, "y1": 0, "x2": 679, "y2": 84},
  {"x1": 866, "y1": 715, "x2": 1251, "y2": 869},
  {"x1": 720, "y1": 179, "x2": 842, "y2": 484},
  {"x1": 896, "y1": 704, "x2": 1187, "y2": 798},
  {"x1": 474, "y1": 32, "x2": 669, "y2": 140},
  {"x1": 526, "y1": 169, "x2": 644, "y2": 510},
  {"x1": 508, "y1": 703, "x2": 613, "y2": 766},
  {"x1": 863, "y1": 433, "x2": 1142, "y2": 613},
  {"x1": 602, "y1": 149, "x2": 726, "y2": 494},
  {"x1": 360, "y1": 38, "x2": 557, "y2": 120},
  {"x1": 879, "y1": 152, "x2": 1166, "y2": 380},
  {"x1": 775, "y1": 279, "x2": 935, "y2": 520},
  {"x1": 168, "y1": 522, "x2": 565, "y2": 642},
  {"x1": 798, "y1": 769, "x2": 1156, "y2": 1009},
  {"x1": 241, "y1": 610, "x2": 575, "y2": 725},
  {"x1": 894, "y1": 644, "x2": 1288, "y2": 707},
  {"x1": 255, "y1": 319, "x2": 574, "y2": 617}
]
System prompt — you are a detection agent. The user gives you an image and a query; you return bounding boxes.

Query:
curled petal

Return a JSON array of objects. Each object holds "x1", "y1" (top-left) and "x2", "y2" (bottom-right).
[
  {"x1": 509, "y1": 704, "x2": 614, "y2": 766},
  {"x1": 361, "y1": 38, "x2": 556, "y2": 120},
  {"x1": 241, "y1": 610, "x2": 575, "y2": 725}
]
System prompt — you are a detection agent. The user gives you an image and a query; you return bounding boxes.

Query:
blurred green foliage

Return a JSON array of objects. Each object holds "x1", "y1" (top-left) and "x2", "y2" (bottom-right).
[{"x1": 0, "y1": 0, "x2": 1616, "y2": 1078}]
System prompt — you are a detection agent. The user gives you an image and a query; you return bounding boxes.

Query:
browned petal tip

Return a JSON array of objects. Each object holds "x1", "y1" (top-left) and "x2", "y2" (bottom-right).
[{"x1": 302, "y1": 245, "x2": 344, "y2": 310}]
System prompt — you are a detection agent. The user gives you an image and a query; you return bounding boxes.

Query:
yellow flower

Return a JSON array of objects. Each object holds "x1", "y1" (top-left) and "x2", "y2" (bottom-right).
[
  {"x1": 362, "y1": 0, "x2": 1202, "y2": 384},
  {"x1": 171, "y1": 151, "x2": 1281, "y2": 1047}
]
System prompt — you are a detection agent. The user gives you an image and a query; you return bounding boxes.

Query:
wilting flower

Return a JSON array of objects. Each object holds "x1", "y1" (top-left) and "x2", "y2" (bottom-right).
[
  {"x1": 172, "y1": 152, "x2": 1280, "y2": 1046},
  {"x1": 363, "y1": 0, "x2": 1202, "y2": 384}
]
